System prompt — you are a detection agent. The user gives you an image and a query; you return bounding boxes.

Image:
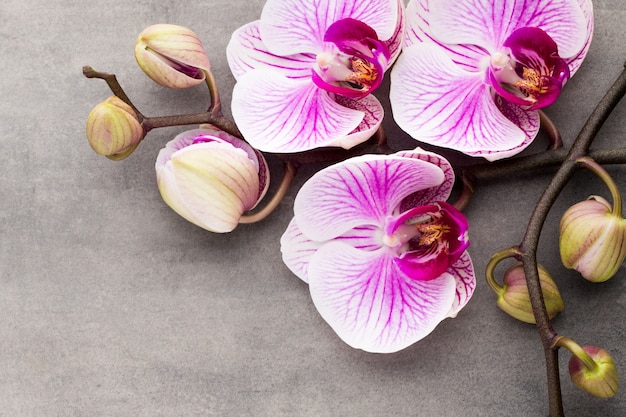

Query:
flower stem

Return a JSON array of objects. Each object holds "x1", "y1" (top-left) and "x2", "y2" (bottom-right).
[
  {"x1": 239, "y1": 160, "x2": 297, "y2": 224},
  {"x1": 552, "y1": 336, "x2": 599, "y2": 372},
  {"x1": 576, "y1": 157, "x2": 623, "y2": 216},
  {"x1": 484, "y1": 246, "x2": 522, "y2": 296},
  {"x1": 515, "y1": 65, "x2": 626, "y2": 417},
  {"x1": 83, "y1": 66, "x2": 243, "y2": 140}
]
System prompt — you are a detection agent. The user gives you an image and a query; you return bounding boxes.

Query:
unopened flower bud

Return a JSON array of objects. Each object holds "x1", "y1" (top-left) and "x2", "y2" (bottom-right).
[
  {"x1": 569, "y1": 345, "x2": 619, "y2": 398},
  {"x1": 135, "y1": 24, "x2": 211, "y2": 89},
  {"x1": 155, "y1": 127, "x2": 269, "y2": 233},
  {"x1": 560, "y1": 196, "x2": 626, "y2": 282},
  {"x1": 86, "y1": 96, "x2": 143, "y2": 159},
  {"x1": 496, "y1": 262, "x2": 564, "y2": 324}
]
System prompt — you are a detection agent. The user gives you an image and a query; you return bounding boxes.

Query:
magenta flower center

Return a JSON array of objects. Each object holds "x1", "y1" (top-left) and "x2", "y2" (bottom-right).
[
  {"x1": 487, "y1": 27, "x2": 570, "y2": 109},
  {"x1": 311, "y1": 18, "x2": 390, "y2": 99},
  {"x1": 383, "y1": 202, "x2": 469, "y2": 281}
]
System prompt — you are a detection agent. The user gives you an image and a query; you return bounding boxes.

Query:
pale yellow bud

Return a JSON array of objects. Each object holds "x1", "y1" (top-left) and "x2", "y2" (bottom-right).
[
  {"x1": 135, "y1": 24, "x2": 211, "y2": 89},
  {"x1": 86, "y1": 96, "x2": 143, "y2": 159},
  {"x1": 560, "y1": 196, "x2": 626, "y2": 282}
]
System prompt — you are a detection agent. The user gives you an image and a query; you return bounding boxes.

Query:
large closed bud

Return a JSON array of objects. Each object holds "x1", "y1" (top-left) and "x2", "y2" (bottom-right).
[
  {"x1": 155, "y1": 127, "x2": 269, "y2": 233},
  {"x1": 560, "y1": 196, "x2": 626, "y2": 282},
  {"x1": 135, "y1": 24, "x2": 211, "y2": 89},
  {"x1": 568, "y1": 345, "x2": 619, "y2": 398},
  {"x1": 86, "y1": 96, "x2": 143, "y2": 159}
]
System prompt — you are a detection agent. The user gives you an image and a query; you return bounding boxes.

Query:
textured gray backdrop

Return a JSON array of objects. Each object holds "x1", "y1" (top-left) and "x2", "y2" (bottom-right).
[{"x1": 1, "y1": 0, "x2": 625, "y2": 416}]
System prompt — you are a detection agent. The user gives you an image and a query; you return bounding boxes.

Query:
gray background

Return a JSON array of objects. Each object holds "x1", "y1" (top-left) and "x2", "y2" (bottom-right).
[{"x1": 1, "y1": 0, "x2": 625, "y2": 416}]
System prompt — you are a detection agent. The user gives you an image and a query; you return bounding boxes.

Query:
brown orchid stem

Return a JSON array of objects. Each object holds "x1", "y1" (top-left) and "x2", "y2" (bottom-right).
[
  {"x1": 239, "y1": 160, "x2": 297, "y2": 224},
  {"x1": 514, "y1": 64, "x2": 626, "y2": 417},
  {"x1": 83, "y1": 66, "x2": 145, "y2": 119},
  {"x1": 82, "y1": 66, "x2": 242, "y2": 139}
]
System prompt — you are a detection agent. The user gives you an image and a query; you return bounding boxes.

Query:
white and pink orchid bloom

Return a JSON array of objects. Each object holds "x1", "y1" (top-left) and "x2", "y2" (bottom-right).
[
  {"x1": 390, "y1": 0, "x2": 593, "y2": 161},
  {"x1": 155, "y1": 127, "x2": 269, "y2": 233},
  {"x1": 281, "y1": 149, "x2": 475, "y2": 353},
  {"x1": 227, "y1": 0, "x2": 404, "y2": 153}
]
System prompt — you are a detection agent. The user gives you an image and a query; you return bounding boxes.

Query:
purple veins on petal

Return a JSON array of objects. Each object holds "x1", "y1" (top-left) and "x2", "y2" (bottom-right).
[{"x1": 308, "y1": 241, "x2": 457, "y2": 353}]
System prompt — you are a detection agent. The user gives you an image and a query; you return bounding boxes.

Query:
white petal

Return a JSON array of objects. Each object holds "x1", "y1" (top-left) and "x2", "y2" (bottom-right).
[
  {"x1": 280, "y1": 218, "x2": 321, "y2": 283},
  {"x1": 231, "y1": 70, "x2": 364, "y2": 153},
  {"x1": 294, "y1": 155, "x2": 444, "y2": 241},
  {"x1": 404, "y1": 0, "x2": 487, "y2": 71},
  {"x1": 395, "y1": 148, "x2": 455, "y2": 208},
  {"x1": 446, "y1": 251, "x2": 476, "y2": 317},
  {"x1": 308, "y1": 242, "x2": 457, "y2": 353},
  {"x1": 465, "y1": 96, "x2": 540, "y2": 161},
  {"x1": 227, "y1": 21, "x2": 315, "y2": 80},
  {"x1": 260, "y1": 0, "x2": 400, "y2": 56},
  {"x1": 330, "y1": 95, "x2": 384, "y2": 150},
  {"x1": 390, "y1": 43, "x2": 528, "y2": 155},
  {"x1": 428, "y1": 0, "x2": 587, "y2": 58}
]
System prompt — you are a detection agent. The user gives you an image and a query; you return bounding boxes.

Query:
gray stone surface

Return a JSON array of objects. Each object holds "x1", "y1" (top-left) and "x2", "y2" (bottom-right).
[{"x1": 1, "y1": 1, "x2": 625, "y2": 416}]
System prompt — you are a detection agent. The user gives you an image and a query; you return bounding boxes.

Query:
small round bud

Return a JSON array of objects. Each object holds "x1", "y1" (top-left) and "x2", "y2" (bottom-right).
[
  {"x1": 86, "y1": 96, "x2": 143, "y2": 159},
  {"x1": 560, "y1": 196, "x2": 626, "y2": 282},
  {"x1": 496, "y1": 262, "x2": 564, "y2": 324},
  {"x1": 569, "y1": 346, "x2": 619, "y2": 398},
  {"x1": 155, "y1": 127, "x2": 269, "y2": 233},
  {"x1": 134, "y1": 24, "x2": 211, "y2": 89}
]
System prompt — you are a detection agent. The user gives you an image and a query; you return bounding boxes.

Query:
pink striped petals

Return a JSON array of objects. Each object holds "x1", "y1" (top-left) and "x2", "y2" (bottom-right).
[
  {"x1": 391, "y1": 0, "x2": 592, "y2": 160},
  {"x1": 391, "y1": 44, "x2": 529, "y2": 155},
  {"x1": 281, "y1": 150, "x2": 475, "y2": 352},
  {"x1": 227, "y1": 0, "x2": 403, "y2": 153}
]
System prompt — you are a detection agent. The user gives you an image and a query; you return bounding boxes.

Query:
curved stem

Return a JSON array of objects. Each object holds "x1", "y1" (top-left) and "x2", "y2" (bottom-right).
[
  {"x1": 515, "y1": 65, "x2": 626, "y2": 417},
  {"x1": 539, "y1": 110, "x2": 563, "y2": 150},
  {"x1": 553, "y1": 336, "x2": 599, "y2": 372},
  {"x1": 239, "y1": 160, "x2": 297, "y2": 224},
  {"x1": 577, "y1": 157, "x2": 623, "y2": 216},
  {"x1": 485, "y1": 247, "x2": 522, "y2": 296},
  {"x1": 204, "y1": 69, "x2": 221, "y2": 113}
]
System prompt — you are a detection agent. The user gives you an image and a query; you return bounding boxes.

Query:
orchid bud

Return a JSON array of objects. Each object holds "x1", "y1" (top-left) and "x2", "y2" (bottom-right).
[
  {"x1": 496, "y1": 262, "x2": 564, "y2": 324},
  {"x1": 155, "y1": 127, "x2": 269, "y2": 233},
  {"x1": 560, "y1": 196, "x2": 626, "y2": 282},
  {"x1": 569, "y1": 346, "x2": 619, "y2": 398},
  {"x1": 86, "y1": 96, "x2": 143, "y2": 159},
  {"x1": 135, "y1": 24, "x2": 211, "y2": 89}
]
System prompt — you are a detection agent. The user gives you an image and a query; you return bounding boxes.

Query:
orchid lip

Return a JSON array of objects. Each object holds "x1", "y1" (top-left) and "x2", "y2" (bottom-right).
[
  {"x1": 311, "y1": 18, "x2": 390, "y2": 98},
  {"x1": 383, "y1": 202, "x2": 470, "y2": 281},
  {"x1": 489, "y1": 27, "x2": 570, "y2": 109}
]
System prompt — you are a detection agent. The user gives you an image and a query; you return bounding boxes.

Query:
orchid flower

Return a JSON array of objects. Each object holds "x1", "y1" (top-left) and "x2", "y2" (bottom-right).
[
  {"x1": 281, "y1": 149, "x2": 475, "y2": 353},
  {"x1": 155, "y1": 127, "x2": 269, "y2": 233},
  {"x1": 227, "y1": 0, "x2": 404, "y2": 153},
  {"x1": 390, "y1": 0, "x2": 593, "y2": 161}
]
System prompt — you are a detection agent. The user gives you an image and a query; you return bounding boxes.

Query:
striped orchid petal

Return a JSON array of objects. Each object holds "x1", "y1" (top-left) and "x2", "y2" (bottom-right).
[
  {"x1": 308, "y1": 242, "x2": 457, "y2": 353},
  {"x1": 392, "y1": 0, "x2": 592, "y2": 159},
  {"x1": 227, "y1": 0, "x2": 403, "y2": 153},
  {"x1": 281, "y1": 150, "x2": 475, "y2": 352}
]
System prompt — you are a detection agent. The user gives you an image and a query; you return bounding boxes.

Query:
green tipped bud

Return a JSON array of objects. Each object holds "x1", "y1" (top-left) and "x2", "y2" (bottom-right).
[
  {"x1": 496, "y1": 262, "x2": 564, "y2": 324},
  {"x1": 134, "y1": 24, "x2": 211, "y2": 89},
  {"x1": 560, "y1": 196, "x2": 626, "y2": 282},
  {"x1": 569, "y1": 346, "x2": 619, "y2": 398},
  {"x1": 86, "y1": 96, "x2": 143, "y2": 159}
]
